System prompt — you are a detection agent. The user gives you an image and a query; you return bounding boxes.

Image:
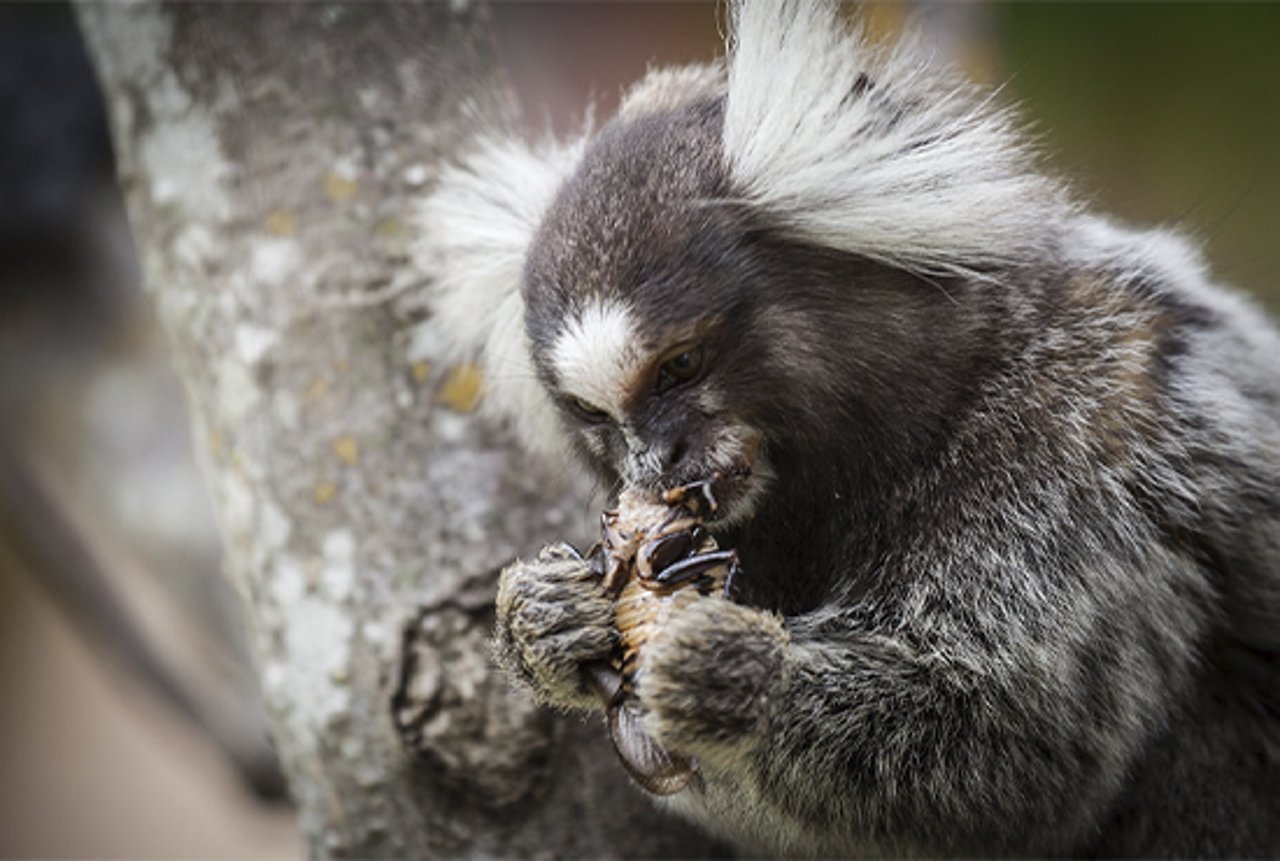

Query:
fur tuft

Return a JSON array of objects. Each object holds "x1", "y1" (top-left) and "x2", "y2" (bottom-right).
[
  {"x1": 723, "y1": 0, "x2": 1073, "y2": 277},
  {"x1": 413, "y1": 134, "x2": 586, "y2": 458},
  {"x1": 617, "y1": 62, "x2": 726, "y2": 122}
]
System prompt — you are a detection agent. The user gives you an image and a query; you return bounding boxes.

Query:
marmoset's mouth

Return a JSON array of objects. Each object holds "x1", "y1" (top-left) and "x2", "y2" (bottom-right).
[
  {"x1": 699, "y1": 463, "x2": 751, "y2": 514},
  {"x1": 616, "y1": 425, "x2": 768, "y2": 526},
  {"x1": 673, "y1": 431, "x2": 767, "y2": 529},
  {"x1": 701, "y1": 458, "x2": 770, "y2": 530}
]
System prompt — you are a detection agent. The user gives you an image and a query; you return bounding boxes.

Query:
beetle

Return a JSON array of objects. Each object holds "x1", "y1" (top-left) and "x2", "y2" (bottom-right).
[{"x1": 579, "y1": 477, "x2": 742, "y2": 795}]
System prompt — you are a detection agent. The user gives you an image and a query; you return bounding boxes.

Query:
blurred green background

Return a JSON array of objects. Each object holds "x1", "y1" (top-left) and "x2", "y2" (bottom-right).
[{"x1": 998, "y1": 3, "x2": 1280, "y2": 311}]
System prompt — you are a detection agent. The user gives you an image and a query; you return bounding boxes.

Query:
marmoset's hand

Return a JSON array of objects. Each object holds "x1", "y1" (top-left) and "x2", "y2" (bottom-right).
[
  {"x1": 637, "y1": 596, "x2": 790, "y2": 769},
  {"x1": 494, "y1": 543, "x2": 616, "y2": 711}
]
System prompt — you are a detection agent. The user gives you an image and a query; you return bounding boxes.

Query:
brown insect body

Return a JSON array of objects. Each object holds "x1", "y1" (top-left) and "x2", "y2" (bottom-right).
[{"x1": 586, "y1": 481, "x2": 735, "y2": 796}]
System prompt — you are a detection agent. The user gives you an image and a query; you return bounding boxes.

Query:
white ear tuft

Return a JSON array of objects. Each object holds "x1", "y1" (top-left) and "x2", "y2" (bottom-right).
[
  {"x1": 413, "y1": 134, "x2": 586, "y2": 460},
  {"x1": 723, "y1": 0, "x2": 1073, "y2": 277},
  {"x1": 617, "y1": 62, "x2": 726, "y2": 122}
]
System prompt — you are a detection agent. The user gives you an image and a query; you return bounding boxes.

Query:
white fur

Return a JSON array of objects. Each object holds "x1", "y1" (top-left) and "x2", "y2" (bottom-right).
[
  {"x1": 618, "y1": 62, "x2": 726, "y2": 122},
  {"x1": 622, "y1": 426, "x2": 667, "y2": 486},
  {"x1": 710, "y1": 437, "x2": 773, "y2": 529},
  {"x1": 723, "y1": 0, "x2": 1073, "y2": 277},
  {"x1": 551, "y1": 299, "x2": 646, "y2": 419},
  {"x1": 1068, "y1": 214, "x2": 1211, "y2": 289},
  {"x1": 413, "y1": 133, "x2": 586, "y2": 458}
]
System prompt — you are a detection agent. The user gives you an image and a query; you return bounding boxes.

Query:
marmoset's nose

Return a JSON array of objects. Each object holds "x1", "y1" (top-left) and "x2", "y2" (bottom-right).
[{"x1": 623, "y1": 429, "x2": 693, "y2": 485}]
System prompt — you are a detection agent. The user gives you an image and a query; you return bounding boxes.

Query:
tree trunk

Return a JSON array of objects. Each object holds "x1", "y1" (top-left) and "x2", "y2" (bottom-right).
[{"x1": 75, "y1": 3, "x2": 722, "y2": 856}]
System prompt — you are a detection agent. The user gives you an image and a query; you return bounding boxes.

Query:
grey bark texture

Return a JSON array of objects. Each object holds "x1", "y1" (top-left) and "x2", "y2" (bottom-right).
[{"x1": 75, "y1": 3, "x2": 721, "y2": 857}]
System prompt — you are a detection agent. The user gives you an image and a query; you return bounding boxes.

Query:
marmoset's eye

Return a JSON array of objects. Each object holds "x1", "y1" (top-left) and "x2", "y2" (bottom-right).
[
  {"x1": 660, "y1": 345, "x2": 705, "y2": 386},
  {"x1": 567, "y1": 396, "x2": 609, "y2": 424}
]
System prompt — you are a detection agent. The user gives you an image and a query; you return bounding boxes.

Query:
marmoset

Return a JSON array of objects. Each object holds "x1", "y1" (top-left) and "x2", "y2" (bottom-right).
[{"x1": 417, "y1": 2, "x2": 1280, "y2": 855}]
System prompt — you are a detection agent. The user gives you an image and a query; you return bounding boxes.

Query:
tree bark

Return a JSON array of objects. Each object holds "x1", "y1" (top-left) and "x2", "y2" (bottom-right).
[{"x1": 75, "y1": 3, "x2": 722, "y2": 856}]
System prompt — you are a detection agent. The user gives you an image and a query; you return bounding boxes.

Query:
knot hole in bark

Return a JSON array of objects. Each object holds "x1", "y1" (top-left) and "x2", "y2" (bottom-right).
[{"x1": 391, "y1": 590, "x2": 556, "y2": 812}]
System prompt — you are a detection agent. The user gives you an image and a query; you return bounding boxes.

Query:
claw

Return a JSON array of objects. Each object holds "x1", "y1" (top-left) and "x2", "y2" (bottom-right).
[{"x1": 540, "y1": 541, "x2": 584, "y2": 562}]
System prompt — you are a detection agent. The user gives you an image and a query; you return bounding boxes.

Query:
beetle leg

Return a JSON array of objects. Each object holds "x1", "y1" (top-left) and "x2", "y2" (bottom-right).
[
  {"x1": 584, "y1": 542, "x2": 605, "y2": 579},
  {"x1": 720, "y1": 551, "x2": 742, "y2": 600},
  {"x1": 662, "y1": 476, "x2": 720, "y2": 517},
  {"x1": 644, "y1": 549, "x2": 736, "y2": 590},
  {"x1": 696, "y1": 478, "x2": 720, "y2": 515},
  {"x1": 637, "y1": 528, "x2": 696, "y2": 580},
  {"x1": 601, "y1": 511, "x2": 623, "y2": 546},
  {"x1": 602, "y1": 556, "x2": 629, "y2": 596},
  {"x1": 582, "y1": 661, "x2": 625, "y2": 708}
]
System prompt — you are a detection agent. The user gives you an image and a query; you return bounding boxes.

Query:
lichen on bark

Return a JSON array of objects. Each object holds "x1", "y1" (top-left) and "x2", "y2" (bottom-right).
[{"x1": 77, "y1": 2, "x2": 723, "y2": 857}]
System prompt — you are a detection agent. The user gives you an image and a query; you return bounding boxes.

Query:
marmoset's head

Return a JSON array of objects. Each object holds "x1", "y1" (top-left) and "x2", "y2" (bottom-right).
[
  {"x1": 522, "y1": 96, "x2": 774, "y2": 524},
  {"x1": 417, "y1": 1, "x2": 1071, "y2": 525}
]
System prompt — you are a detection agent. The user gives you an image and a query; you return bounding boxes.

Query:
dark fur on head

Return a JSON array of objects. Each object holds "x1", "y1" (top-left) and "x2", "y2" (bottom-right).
[
  {"x1": 424, "y1": 1, "x2": 1280, "y2": 855},
  {"x1": 525, "y1": 95, "x2": 1013, "y2": 617}
]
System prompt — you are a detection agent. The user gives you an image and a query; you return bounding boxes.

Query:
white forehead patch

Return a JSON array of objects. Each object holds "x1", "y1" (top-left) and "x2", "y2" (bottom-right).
[{"x1": 551, "y1": 299, "x2": 645, "y2": 418}]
